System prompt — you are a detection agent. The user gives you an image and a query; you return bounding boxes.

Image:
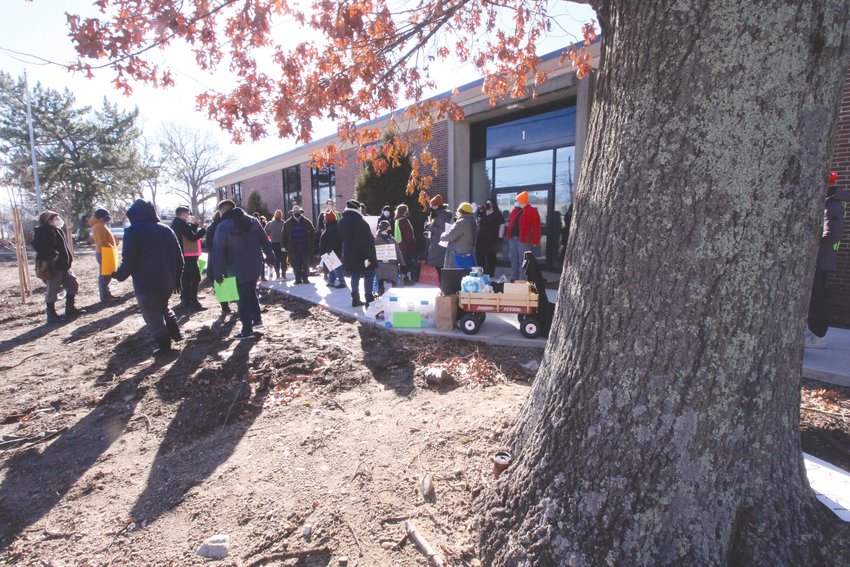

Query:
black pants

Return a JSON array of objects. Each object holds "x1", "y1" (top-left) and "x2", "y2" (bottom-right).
[
  {"x1": 181, "y1": 256, "x2": 200, "y2": 304},
  {"x1": 271, "y1": 243, "x2": 285, "y2": 276},
  {"x1": 476, "y1": 250, "x2": 498, "y2": 277},
  {"x1": 236, "y1": 280, "x2": 261, "y2": 334},
  {"x1": 290, "y1": 247, "x2": 310, "y2": 282},
  {"x1": 808, "y1": 269, "x2": 831, "y2": 338}
]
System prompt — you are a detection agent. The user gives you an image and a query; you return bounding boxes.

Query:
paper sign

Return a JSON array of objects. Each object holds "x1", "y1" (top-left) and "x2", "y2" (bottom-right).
[
  {"x1": 184, "y1": 238, "x2": 202, "y2": 257},
  {"x1": 197, "y1": 252, "x2": 208, "y2": 273},
  {"x1": 321, "y1": 251, "x2": 342, "y2": 272},
  {"x1": 375, "y1": 244, "x2": 397, "y2": 262},
  {"x1": 100, "y1": 246, "x2": 119, "y2": 275},
  {"x1": 213, "y1": 277, "x2": 240, "y2": 302}
]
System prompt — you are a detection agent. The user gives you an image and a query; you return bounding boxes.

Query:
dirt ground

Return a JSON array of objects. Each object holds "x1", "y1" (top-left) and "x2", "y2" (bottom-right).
[{"x1": 0, "y1": 247, "x2": 848, "y2": 566}]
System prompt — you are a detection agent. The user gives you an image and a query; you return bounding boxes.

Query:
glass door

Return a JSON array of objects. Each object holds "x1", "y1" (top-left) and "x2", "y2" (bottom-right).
[{"x1": 494, "y1": 184, "x2": 551, "y2": 266}]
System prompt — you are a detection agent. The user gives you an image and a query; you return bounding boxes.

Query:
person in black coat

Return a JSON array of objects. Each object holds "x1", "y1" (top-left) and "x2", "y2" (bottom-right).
[
  {"x1": 212, "y1": 200, "x2": 275, "y2": 339},
  {"x1": 32, "y1": 210, "x2": 85, "y2": 323},
  {"x1": 475, "y1": 199, "x2": 504, "y2": 277},
  {"x1": 337, "y1": 199, "x2": 378, "y2": 307},
  {"x1": 112, "y1": 199, "x2": 184, "y2": 356},
  {"x1": 319, "y1": 210, "x2": 346, "y2": 289},
  {"x1": 205, "y1": 210, "x2": 233, "y2": 317},
  {"x1": 171, "y1": 205, "x2": 207, "y2": 310}
]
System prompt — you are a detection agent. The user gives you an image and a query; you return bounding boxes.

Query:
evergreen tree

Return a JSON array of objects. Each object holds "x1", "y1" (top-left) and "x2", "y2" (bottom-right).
[
  {"x1": 245, "y1": 190, "x2": 272, "y2": 219},
  {"x1": 355, "y1": 134, "x2": 425, "y2": 246}
]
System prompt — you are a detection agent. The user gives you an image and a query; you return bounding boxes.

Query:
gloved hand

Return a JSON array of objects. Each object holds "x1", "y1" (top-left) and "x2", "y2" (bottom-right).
[{"x1": 215, "y1": 275, "x2": 224, "y2": 285}]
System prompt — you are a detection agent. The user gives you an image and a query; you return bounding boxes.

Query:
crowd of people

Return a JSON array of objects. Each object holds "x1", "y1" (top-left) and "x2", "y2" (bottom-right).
[{"x1": 30, "y1": 188, "x2": 550, "y2": 354}]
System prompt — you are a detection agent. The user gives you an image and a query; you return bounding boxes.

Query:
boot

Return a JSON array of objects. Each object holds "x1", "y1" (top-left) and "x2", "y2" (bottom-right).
[
  {"x1": 165, "y1": 318, "x2": 183, "y2": 342},
  {"x1": 221, "y1": 302, "x2": 232, "y2": 315},
  {"x1": 152, "y1": 335, "x2": 174, "y2": 357},
  {"x1": 46, "y1": 302, "x2": 65, "y2": 324},
  {"x1": 365, "y1": 293, "x2": 375, "y2": 308},
  {"x1": 65, "y1": 294, "x2": 86, "y2": 317},
  {"x1": 351, "y1": 292, "x2": 364, "y2": 308}
]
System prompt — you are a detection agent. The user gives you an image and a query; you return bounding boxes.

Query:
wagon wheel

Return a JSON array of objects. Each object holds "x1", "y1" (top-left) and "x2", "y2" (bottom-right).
[
  {"x1": 460, "y1": 313, "x2": 482, "y2": 335},
  {"x1": 517, "y1": 314, "x2": 527, "y2": 324},
  {"x1": 520, "y1": 315, "x2": 542, "y2": 339},
  {"x1": 475, "y1": 312, "x2": 487, "y2": 324}
]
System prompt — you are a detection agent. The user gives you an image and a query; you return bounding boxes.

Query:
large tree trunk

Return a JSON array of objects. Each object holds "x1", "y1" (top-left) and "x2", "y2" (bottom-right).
[{"x1": 478, "y1": 1, "x2": 850, "y2": 564}]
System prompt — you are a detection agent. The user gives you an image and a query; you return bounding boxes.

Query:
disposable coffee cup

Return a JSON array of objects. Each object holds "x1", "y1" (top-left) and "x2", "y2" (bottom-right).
[{"x1": 493, "y1": 450, "x2": 512, "y2": 479}]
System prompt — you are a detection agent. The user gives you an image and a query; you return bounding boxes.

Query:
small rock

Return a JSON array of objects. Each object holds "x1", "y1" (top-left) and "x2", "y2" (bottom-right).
[
  {"x1": 521, "y1": 360, "x2": 540, "y2": 372},
  {"x1": 424, "y1": 367, "x2": 454, "y2": 386},
  {"x1": 381, "y1": 541, "x2": 395, "y2": 549},
  {"x1": 420, "y1": 472, "x2": 434, "y2": 497},
  {"x1": 453, "y1": 468, "x2": 463, "y2": 478},
  {"x1": 196, "y1": 534, "x2": 230, "y2": 559},
  {"x1": 338, "y1": 556, "x2": 349, "y2": 566},
  {"x1": 302, "y1": 523, "x2": 312, "y2": 538},
  {"x1": 364, "y1": 409, "x2": 371, "y2": 416}
]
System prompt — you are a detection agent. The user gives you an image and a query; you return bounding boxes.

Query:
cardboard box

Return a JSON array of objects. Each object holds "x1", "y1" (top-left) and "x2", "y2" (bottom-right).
[
  {"x1": 392, "y1": 311, "x2": 422, "y2": 328},
  {"x1": 435, "y1": 294, "x2": 459, "y2": 331},
  {"x1": 503, "y1": 281, "x2": 531, "y2": 295}
]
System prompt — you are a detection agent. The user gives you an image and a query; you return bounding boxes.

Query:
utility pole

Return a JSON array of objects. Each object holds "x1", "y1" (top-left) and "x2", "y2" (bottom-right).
[{"x1": 24, "y1": 70, "x2": 43, "y2": 213}]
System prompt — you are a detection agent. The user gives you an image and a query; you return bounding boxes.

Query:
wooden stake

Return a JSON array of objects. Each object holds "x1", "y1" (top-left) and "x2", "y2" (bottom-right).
[
  {"x1": 404, "y1": 520, "x2": 444, "y2": 566},
  {"x1": 12, "y1": 207, "x2": 31, "y2": 303}
]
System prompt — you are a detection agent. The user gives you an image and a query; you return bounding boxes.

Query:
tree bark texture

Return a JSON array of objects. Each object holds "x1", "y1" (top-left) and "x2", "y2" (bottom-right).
[{"x1": 479, "y1": 1, "x2": 850, "y2": 565}]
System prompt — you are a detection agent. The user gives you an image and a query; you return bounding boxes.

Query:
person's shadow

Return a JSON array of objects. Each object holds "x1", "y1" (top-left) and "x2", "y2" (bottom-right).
[
  {"x1": 128, "y1": 338, "x2": 264, "y2": 524},
  {"x1": 0, "y1": 327, "x2": 168, "y2": 549}
]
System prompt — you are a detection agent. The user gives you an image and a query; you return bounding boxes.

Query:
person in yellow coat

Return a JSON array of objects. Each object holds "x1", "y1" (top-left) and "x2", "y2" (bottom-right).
[{"x1": 89, "y1": 208, "x2": 119, "y2": 303}]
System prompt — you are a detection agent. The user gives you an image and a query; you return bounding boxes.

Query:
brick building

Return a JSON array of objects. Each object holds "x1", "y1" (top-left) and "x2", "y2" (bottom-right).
[{"x1": 214, "y1": 46, "x2": 850, "y2": 327}]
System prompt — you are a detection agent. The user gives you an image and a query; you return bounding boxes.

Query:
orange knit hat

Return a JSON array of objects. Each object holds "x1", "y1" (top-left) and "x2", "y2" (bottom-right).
[
  {"x1": 430, "y1": 194, "x2": 444, "y2": 208},
  {"x1": 516, "y1": 191, "x2": 529, "y2": 204}
]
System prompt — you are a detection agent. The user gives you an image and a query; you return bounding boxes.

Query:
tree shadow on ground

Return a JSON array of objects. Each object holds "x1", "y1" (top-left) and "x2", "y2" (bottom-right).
[
  {"x1": 0, "y1": 319, "x2": 71, "y2": 356},
  {"x1": 63, "y1": 303, "x2": 137, "y2": 344},
  {"x1": 357, "y1": 325, "x2": 416, "y2": 396},
  {"x1": 0, "y1": 327, "x2": 169, "y2": 550},
  {"x1": 128, "y1": 337, "x2": 265, "y2": 525}
]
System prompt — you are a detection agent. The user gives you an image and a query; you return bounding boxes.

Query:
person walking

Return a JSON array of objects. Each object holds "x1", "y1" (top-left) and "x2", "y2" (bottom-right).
[
  {"x1": 393, "y1": 204, "x2": 416, "y2": 283},
  {"x1": 89, "y1": 208, "x2": 119, "y2": 303},
  {"x1": 170, "y1": 206, "x2": 207, "y2": 310},
  {"x1": 375, "y1": 219, "x2": 405, "y2": 294},
  {"x1": 32, "y1": 210, "x2": 85, "y2": 323},
  {"x1": 806, "y1": 172, "x2": 849, "y2": 348},
  {"x1": 425, "y1": 194, "x2": 453, "y2": 281},
  {"x1": 441, "y1": 202, "x2": 478, "y2": 269},
  {"x1": 265, "y1": 209, "x2": 286, "y2": 279},
  {"x1": 212, "y1": 199, "x2": 275, "y2": 339},
  {"x1": 205, "y1": 210, "x2": 234, "y2": 317},
  {"x1": 338, "y1": 199, "x2": 378, "y2": 307},
  {"x1": 112, "y1": 200, "x2": 184, "y2": 356},
  {"x1": 506, "y1": 190, "x2": 541, "y2": 281},
  {"x1": 282, "y1": 204, "x2": 316, "y2": 284},
  {"x1": 319, "y1": 209, "x2": 346, "y2": 289},
  {"x1": 475, "y1": 199, "x2": 504, "y2": 276}
]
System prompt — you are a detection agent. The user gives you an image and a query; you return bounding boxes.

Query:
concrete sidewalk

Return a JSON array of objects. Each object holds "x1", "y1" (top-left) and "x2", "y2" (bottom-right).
[{"x1": 260, "y1": 275, "x2": 850, "y2": 387}]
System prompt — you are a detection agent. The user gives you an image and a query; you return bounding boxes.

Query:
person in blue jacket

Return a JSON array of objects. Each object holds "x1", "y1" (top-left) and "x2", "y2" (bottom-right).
[
  {"x1": 112, "y1": 199, "x2": 184, "y2": 356},
  {"x1": 212, "y1": 199, "x2": 275, "y2": 339}
]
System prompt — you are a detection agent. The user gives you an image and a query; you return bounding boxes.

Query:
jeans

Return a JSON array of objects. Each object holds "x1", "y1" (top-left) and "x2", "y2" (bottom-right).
[
  {"x1": 476, "y1": 250, "x2": 498, "y2": 277},
  {"x1": 508, "y1": 237, "x2": 533, "y2": 281},
  {"x1": 95, "y1": 252, "x2": 113, "y2": 301},
  {"x1": 350, "y1": 269, "x2": 376, "y2": 298},
  {"x1": 327, "y1": 266, "x2": 344, "y2": 286},
  {"x1": 45, "y1": 268, "x2": 79, "y2": 303},
  {"x1": 137, "y1": 290, "x2": 177, "y2": 340},
  {"x1": 236, "y1": 280, "x2": 261, "y2": 334},
  {"x1": 808, "y1": 270, "x2": 831, "y2": 338}
]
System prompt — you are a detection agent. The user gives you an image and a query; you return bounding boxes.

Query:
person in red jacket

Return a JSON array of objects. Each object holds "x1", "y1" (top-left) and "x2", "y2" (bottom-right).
[{"x1": 506, "y1": 190, "x2": 541, "y2": 281}]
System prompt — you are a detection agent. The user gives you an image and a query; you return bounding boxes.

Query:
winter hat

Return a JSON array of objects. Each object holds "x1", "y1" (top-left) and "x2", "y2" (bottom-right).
[
  {"x1": 378, "y1": 219, "x2": 391, "y2": 231},
  {"x1": 346, "y1": 199, "x2": 362, "y2": 210},
  {"x1": 429, "y1": 194, "x2": 444, "y2": 208},
  {"x1": 217, "y1": 199, "x2": 236, "y2": 211},
  {"x1": 325, "y1": 210, "x2": 337, "y2": 222},
  {"x1": 93, "y1": 208, "x2": 110, "y2": 220},
  {"x1": 457, "y1": 202, "x2": 473, "y2": 215},
  {"x1": 382, "y1": 205, "x2": 392, "y2": 212},
  {"x1": 516, "y1": 191, "x2": 529, "y2": 205},
  {"x1": 291, "y1": 204, "x2": 304, "y2": 213}
]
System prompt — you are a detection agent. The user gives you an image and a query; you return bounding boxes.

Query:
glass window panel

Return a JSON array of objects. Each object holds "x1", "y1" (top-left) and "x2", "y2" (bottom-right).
[
  {"x1": 494, "y1": 150, "x2": 553, "y2": 189},
  {"x1": 486, "y1": 106, "x2": 576, "y2": 159},
  {"x1": 471, "y1": 160, "x2": 493, "y2": 206}
]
